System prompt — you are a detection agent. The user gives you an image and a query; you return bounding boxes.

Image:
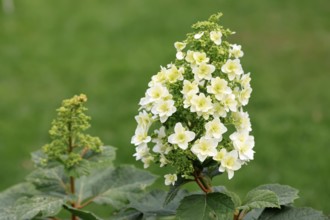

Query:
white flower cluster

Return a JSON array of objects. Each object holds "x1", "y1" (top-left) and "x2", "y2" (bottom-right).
[{"x1": 132, "y1": 16, "x2": 254, "y2": 185}]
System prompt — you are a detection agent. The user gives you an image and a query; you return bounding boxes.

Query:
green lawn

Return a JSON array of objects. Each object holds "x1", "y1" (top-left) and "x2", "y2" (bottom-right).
[{"x1": 0, "y1": 0, "x2": 329, "y2": 215}]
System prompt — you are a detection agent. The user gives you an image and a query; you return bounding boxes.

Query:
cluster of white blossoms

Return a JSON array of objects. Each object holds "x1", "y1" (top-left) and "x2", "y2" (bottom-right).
[{"x1": 132, "y1": 14, "x2": 254, "y2": 186}]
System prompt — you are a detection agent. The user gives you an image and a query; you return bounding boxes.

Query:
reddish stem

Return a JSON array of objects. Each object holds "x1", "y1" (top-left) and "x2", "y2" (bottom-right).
[
  {"x1": 193, "y1": 171, "x2": 213, "y2": 194},
  {"x1": 77, "y1": 195, "x2": 98, "y2": 209},
  {"x1": 233, "y1": 210, "x2": 246, "y2": 220},
  {"x1": 80, "y1": 147, "x2": 89, "y2": 158},
  {"x1": 68, "y1": 121, "x2": 77, "y2": 220}
]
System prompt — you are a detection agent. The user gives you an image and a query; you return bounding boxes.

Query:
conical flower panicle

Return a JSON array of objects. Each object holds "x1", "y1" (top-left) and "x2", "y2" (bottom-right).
[
  {"x1": 42, "y1": 94, "x2": 103, "y2": 173},
  {"x1": 132, "y1": 13, "x2": 254, "y2": 185}
]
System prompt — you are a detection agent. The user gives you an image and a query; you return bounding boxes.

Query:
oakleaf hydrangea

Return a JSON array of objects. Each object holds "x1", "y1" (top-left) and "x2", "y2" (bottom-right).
[{"x1": 132, "y1": 13, "x2": 254, "y2": 185}]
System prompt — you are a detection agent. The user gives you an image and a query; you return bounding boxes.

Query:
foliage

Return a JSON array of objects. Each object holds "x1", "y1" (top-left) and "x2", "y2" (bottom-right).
[
  {"x1": 112, "y1": 183, "x2": 327, "y2": 220},
  {"x1": 0, "y1": 94, "x2": 157, "y2": 220}
]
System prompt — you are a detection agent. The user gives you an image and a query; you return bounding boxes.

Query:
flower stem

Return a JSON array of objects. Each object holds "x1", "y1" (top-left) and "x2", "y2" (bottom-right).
[
  {"x1": 70, "y1": 176, "x2": 75, "y2": 198},
  {"x1": 77, "y1": 195, "x2": 98, "y2": 209},
  {"x1": 68, "y1": 121, "x2": 77, "y2": 220},
  {"x1": 193, "y1": 170, "x2": 213, "y2": 194},
  {"x1": 233, "y1": 210, "x2": 246, "y2": 220}
]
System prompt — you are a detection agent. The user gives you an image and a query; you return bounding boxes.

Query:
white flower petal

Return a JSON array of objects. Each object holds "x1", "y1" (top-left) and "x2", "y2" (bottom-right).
[{"x1": 194, "y1": 32, "x2": 204, "y2": 39}]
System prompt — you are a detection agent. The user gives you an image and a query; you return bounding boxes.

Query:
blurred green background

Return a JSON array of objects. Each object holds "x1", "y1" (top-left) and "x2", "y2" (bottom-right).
[{"x1": 0, "y1": 0, "x2": 329, "y2": 215}]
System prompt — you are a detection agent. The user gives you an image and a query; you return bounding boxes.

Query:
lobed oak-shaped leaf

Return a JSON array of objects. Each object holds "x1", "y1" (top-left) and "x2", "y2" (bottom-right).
[
  {"x1": 76, "y1": 165, "x2": 157, "y2": 209},
  {"x1": 254, "y1": 184, "x2": 299, "y2": 206},
  {"x1": 64, "y1": 204, "x2": 103, "y2": 220},
  {"x1": 14, "y1": 195, "x2": 64, "y2": 219},
  {"x1": 177, "y1": 192, "x2": 234, "y2": 220},
  {"x1": 84, "y1": 145, "x2": 117, "y2": 168},
  {"x1": 164, "y1": 175, "x2": 193, "y2": 206},
  {"x1": 26, "y1": 166, "x2": 68, "y2": 196},
  {"x1": 0, "y1": 182, "x2": 37, "y2": 208},
  {"x1": 243, "y1": 208, "x2": 264, "y2": 220},
  {"x1": 130, "y1": 189, "x2": 188, "y2": 218},
  {"x1": 110, "y1": 208, "x2": 142, "y2": 220},
  {"x1": 31, "y1": 150, "x2": 48, "y2": 167},
  {"x1": 0, "y1": 209, "x2": 16, "y2": 220},
  {"x1": 239, "y1": 189, "x2": 280, "y2": 211},
  {"x1": 0, "y1": 182, "x2": 38, "y2": 220},
  {"x1": 213, "y1": 186, "x2": 241, "y2": 208},
  {"x1": 258, "y1": 206, "x2": 328, "y2": 220}
]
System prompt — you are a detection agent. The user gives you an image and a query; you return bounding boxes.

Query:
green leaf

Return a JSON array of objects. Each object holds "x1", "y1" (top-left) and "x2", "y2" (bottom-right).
[
  {"x1": 213, "y1": 186, "x2": 241, "y2": 207},
  {"x1": 130, "y1": 189, "x2": 187, "y2": 217},
  {"x1": 31, "y1": 150, "x2": 48, "y2": 167},
  {"x1": 68, "y1": 159, "x2": 91, "y2": 177},
  {"x1": 254, "y1": 184, "x2": 299, "y2": 206},
  {"x1": 0, "y1": 182, "x2": 37, "y2": 208},
  {"x1": 14, "y1": 195, "x2": 64, "y2": 219},
  {"x1": 239, "y1": 189, "x2": 280, "y2": 211},
  {"x1": 111, "y1": 208, "x2": 142, "y2": 220},
  {"x1": 0, "y1": 182, "x2": 38, "y2": 220},
  {"x1": 0, "y1": 209, "x2": 16, "y2": 220},
  {"x1": 63, "y1": 204, "x2": 103, "y2": 220},
  {"x1": 77, "y1": 165, "x2": 157, "y2": 209},
  {"x1": 26, "y1": 166, "x2": 68, "y2": 196},
  {"x1": 201, "y1": 163, "x2": 223, "y2": 179},
  {"x1": 112, "y1": 189, "x2": 186, "y2": 219},
  {"x1": 177, "y1": 192, "x2": 235, "y2": 220},
  {"x1": 68, "y1": 146, "x2": 116, "y2": 178},
  {"x1": 85, "y1": 145, "x2": 116, "y2": 168},
  {"x1": 243, "y1": 208, "x2": 264, "y2": 220},
  {"x1": 258, "y1": 206, "x2": 328, "y2": 220}
]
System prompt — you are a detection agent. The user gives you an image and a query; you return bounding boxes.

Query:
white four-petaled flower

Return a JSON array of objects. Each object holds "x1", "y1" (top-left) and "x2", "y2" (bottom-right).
[
  {"x1": 193, "y1": 51, "x2": 210, "y2": 64},
  {"x1": 151, "y1": 99, "x2": 177, "y2": 123},
  {"x1": 133, "y1": 144, "x2": 150, "y2": 160},
  {"x1": 182, "y1": 80, "x2": 199, "y2": 96},
  {"x1": 191, "y1": 137, "x2": 218, "y2": 162},
  {"x1": 213, "y1": 148, "x2": 227, "y2": 162},
  {"x1": 231, "y1": 111, "x2": 252, "y2": 132},
  {"x1": 168, "y1": 123, "x2": 195, "y2": 150},
  {"x1": 166, "y1": 65, "x2": 184, "y2": 83},
  {"x1": 210, "y1": 31, "x2": 222, "y2": 45},
  {"x1": 221, "y1": 94, "x2": 238, "y2": 112},
  {"x1": 229, "y1": 44, "x2": 244, "y2": 58},
  {"x1": 229, "y1": 131, "x2": 255, "y2": 161},
  {"x1": 194, "y1": 32, "x2": 204, "y2": 39},
  {"x1": 190, "y1": 93, "x2": 213, "y2": 113},
  {"x1": 193, "y1": 63, "x2": 216, "y2": 81},
  {"x1": 205, "y1": 117, "x2": 227, "y2": 140},
  {"x1": 174, "y1": 41, "x2": 186, "y2": 51},
  {"x1": 221, "y1": 59, "x2": 244, "y2": 81},
  {"x1": 135, "y1": 110, "x2": 153, "y2": 129},
  {"x1": 218, "y1": 150, "x2": 242, "y2": 179},
  {"x1": 131, "y1": 126, "x2": 151, "y2": 146},
  {"x1": 164, "y1": 173, "x2": 177, "y2": 186},
  {"x1": 207, "y1": 77, "x2": 232, "y2": 100},
  {"x1": 176, "y1": 51, "x2": 185, "y2": 60},
  {"x1": 146, "y1": 83, "x2": 170, "y2": 102}
]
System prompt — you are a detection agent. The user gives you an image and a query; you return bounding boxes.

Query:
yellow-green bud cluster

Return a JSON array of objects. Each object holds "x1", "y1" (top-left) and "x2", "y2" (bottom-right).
[{"x1": 42, "y1": 94, "x2": 103, "y2": 170}]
